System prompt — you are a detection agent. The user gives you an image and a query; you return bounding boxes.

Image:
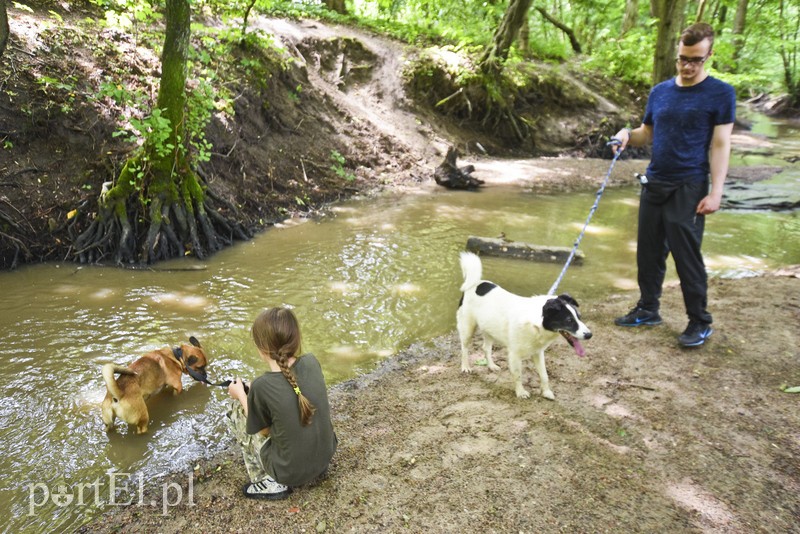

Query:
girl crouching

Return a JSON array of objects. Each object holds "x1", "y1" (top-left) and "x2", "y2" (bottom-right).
[{"x1": 227, "y1": 307, "x2": 337, "y2": 499}]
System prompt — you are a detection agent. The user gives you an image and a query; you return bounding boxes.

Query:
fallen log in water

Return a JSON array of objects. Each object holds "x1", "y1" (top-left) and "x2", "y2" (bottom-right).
[{"x1": 466, "y1": 236, "x2": 584, "y2": 264}]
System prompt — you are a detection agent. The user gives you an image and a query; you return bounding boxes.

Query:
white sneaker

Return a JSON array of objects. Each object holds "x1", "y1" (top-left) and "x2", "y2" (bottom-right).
[{"x1": 242, "y1": 476, "x2": 292, "y2": 500}]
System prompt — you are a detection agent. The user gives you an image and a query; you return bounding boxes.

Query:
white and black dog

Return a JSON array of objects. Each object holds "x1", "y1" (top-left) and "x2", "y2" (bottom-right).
[{"x1": 457, "y1": 252, "x2": 592, "y2": 400}]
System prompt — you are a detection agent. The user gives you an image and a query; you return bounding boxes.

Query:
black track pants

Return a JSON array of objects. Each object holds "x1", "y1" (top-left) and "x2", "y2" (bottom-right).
[{"x1": 636, "y1": 180, "x2": 712, "y2": 325}]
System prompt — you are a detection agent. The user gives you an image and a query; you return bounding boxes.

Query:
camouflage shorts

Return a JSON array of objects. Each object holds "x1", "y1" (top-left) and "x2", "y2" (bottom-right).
[{"x1": 226, "y1": 400, "x2": 270, "y2": 483}]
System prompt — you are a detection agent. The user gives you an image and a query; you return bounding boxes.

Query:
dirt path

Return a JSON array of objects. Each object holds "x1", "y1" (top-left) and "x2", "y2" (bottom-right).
[
  {"x1": 255, "y1": 17, "x2": 448, "y2": 166},
  {"x1": 79, "y1": 271, "x2": 800, "y2": 533}
]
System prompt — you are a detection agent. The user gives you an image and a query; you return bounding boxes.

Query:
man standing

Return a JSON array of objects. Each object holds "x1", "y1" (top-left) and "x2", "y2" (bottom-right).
[{"x1": 610, "y1": 22, "x2": 735, "y2": 347}]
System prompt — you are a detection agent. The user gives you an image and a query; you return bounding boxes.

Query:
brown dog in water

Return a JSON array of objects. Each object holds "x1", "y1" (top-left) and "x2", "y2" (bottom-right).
[{"x1": 101, "y1": 336, "x2": 209, "y2": 434}]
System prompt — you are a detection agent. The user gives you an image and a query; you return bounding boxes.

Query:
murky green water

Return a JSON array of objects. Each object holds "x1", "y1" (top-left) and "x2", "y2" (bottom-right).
[{"x1": 1, "y1": 168, "x2": 798, "y2": 531}]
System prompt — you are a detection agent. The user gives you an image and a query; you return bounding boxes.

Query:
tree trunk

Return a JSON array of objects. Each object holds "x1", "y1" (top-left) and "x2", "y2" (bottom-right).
[
  {"x1": 778, "y1": 0, "x2": 800, "y2": 106},
  {"x1": 731, "y1": 0, "x2": 748, "y2": 67},
  {"x1": 0, "y1": 0, "x2": 9, "y2": 59},
  {"x1": 74, "y1": 0, "x2": 248, "y2": 265},
  {"x1": 479, "y1": 0, "x2": 533, "y2": 74},
  {"x1": 695, "y1": 0, "x2": 708, "y2": 21},
  {"x1": 652, "y1": 0, "x2": 688, "y2": 85},
  {"x1": 719, "y1": 4, "x2": 728, "y2": 24},
  {"x1": 240, "y1": 0, "x2": 258, "y2": 40},
  {"x1": 622, "y1": 0, "x2": 639, "y2": 35},
  {"x1": 534, "y1": 6, "x2": 582, "y2": 54},
  {"x1": 325, "y1": 0, "x2": 347, "y2": 15},
  {"x1": 518, "y1": 16, "x2": 530, "y2": 57},
  {"x1": 155, "y1": 0, "x2": 190, "y2": 174}
]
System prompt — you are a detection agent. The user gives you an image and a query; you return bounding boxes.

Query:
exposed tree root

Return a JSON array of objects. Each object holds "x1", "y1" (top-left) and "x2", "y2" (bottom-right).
[
  {"x1": 73, "y1": 157, "x2": 251, "y2": 266},
  {"x1": 0, "y1": 230, "x2": 27, "y2": 269}
]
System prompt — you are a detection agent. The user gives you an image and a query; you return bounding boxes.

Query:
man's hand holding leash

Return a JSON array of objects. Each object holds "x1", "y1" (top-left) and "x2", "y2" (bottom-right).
[{"x1": 608, "y1": 127, "x2": 632, "y2": 155}]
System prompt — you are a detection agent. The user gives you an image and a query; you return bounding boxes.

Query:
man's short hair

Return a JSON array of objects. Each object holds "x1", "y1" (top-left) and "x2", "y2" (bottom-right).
[{"x1": 681, "y1": 22, "x2": 715, "y2": 49}]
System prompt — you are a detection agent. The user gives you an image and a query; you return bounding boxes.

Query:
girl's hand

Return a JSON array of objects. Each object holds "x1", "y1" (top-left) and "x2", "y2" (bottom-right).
[{"x1": 228, "y1": 378, "x2": 247, "y2": 401}]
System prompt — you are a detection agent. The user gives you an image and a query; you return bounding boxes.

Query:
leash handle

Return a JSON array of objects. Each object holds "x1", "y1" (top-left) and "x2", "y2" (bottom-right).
[
  {"x1": 206, "y1": 378, "x2": 250, "y2": 393},
  {"x1": 547, "y1": 150, "x2": 622, "y2": 296}
]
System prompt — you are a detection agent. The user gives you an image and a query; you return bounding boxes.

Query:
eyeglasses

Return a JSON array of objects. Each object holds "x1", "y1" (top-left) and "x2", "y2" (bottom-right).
[{"x1": 675, "y1": 54, "x2": 709, "y2": 66}]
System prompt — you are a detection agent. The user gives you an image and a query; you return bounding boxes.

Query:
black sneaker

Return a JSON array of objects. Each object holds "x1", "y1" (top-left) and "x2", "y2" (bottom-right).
[
  {"x1": 678, "y1": 321, "x2": 713, "y2": 347},
  {"x1": 243, "y1": 476, "x2": 292, "y2": 500},
  {"x1": 614, "y1": 306, "x2": 663, "y2": 327}
]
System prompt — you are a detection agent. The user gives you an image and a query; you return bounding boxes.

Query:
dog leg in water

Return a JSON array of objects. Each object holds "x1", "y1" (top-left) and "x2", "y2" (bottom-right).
[{"x1": 101, "y1": 404, "x2": 116, "y2": 432}]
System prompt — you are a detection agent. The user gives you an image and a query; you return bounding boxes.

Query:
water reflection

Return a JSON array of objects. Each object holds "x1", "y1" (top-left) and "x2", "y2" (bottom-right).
[{"x1": 0, "y1": 179, "x2": 798, "y2": 532}]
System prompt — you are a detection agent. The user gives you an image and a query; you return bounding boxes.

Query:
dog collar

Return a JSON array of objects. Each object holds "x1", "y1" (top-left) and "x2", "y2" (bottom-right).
[{"x1": 171, "y1": 346, "x2": 191, "y2": 374}]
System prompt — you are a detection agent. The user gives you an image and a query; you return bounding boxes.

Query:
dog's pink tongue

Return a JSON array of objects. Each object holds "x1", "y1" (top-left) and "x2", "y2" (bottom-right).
[{"x1": 573, "y1": 339, "x2": 585, "y2": 357}]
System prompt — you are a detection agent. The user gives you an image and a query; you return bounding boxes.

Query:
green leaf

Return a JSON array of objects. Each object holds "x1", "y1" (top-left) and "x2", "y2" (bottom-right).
[
  {"x1": 782, "y1": 386, "x2": 800, "y2": 393},
  {"x1": 13, "y1": 2, "x2": 34, "y2": 13}
]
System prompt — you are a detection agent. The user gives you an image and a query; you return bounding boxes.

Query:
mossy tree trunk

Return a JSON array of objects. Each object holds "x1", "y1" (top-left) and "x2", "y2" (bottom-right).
[
  {"x1": 473, "y1": 0, "x2": 533, "y2": 144},
  {"x1": 74, "y1": 0, "x2": 248, "y2": 265}
]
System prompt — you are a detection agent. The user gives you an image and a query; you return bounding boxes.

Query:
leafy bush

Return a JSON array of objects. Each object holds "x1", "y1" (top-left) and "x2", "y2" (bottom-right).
[{"x1": 582, "y1": 27, "x2": 654, "y2": 89}]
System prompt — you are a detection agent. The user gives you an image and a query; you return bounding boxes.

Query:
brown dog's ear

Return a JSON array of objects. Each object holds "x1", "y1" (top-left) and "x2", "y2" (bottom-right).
[{"x1": 189, "y1": 336, "x2": 201, "y2": 348}]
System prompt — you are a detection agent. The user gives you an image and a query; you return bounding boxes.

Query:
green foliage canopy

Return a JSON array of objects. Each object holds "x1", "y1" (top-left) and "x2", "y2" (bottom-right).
[{"x1": 79, "y1": 0, "x2": 800, "y2": 101}]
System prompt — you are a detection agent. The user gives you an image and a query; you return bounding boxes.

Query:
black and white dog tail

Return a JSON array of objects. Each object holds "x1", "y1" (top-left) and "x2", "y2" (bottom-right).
[{"x1": 459, "y1": 252, "x2": 483, "y2": 292}]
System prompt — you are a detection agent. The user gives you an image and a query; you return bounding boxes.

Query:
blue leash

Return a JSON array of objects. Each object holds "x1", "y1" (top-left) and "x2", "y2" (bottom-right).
[{"x1": 547, "y1": 148, "x2": 622, "y2": 296}]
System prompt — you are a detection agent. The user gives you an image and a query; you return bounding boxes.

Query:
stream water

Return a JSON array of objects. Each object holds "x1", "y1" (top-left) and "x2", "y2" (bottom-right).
[{"x1": 2, "y1": 121, "x2": 799, "y2": 532}]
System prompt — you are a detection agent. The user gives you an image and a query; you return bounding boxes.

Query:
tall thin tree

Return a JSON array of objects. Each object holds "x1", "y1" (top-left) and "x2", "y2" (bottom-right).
[
  {"x1": 778, "y1": 0, "x2": 800, "y2": 106},
  {"x1": 622, "y1": 0, "x2": 639, "y2": 35},
  {"x1": 731, "y1": 0, "x2": 748, "y2": 68},
  {"x1": 695, "y1": 0, "x2": 708, "y2": 21},
  {"x1": 652, "y1": 0, "x2": 688, "y2": 84}
]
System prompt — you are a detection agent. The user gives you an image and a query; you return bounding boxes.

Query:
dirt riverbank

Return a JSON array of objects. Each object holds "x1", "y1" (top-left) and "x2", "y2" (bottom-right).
[{"x1": 79, "y1": 268, "x2": 800, "y2": 533}]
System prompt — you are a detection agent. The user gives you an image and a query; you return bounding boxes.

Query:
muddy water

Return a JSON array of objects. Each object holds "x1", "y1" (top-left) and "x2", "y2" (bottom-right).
[{"x1": 1, "y1": 176, "x2": 799, "y2": 531}]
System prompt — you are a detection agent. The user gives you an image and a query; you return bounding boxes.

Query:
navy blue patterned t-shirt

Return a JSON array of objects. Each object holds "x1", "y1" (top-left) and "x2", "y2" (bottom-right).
[{"x1": 643, "y1": 76, "x2": 736, "y2": 182}]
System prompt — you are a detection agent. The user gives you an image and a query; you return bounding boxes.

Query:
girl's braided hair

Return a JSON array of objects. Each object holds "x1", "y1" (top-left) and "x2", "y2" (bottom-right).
[{"x1": 252, "y1": 307, "x2": 316, "y2": 426}]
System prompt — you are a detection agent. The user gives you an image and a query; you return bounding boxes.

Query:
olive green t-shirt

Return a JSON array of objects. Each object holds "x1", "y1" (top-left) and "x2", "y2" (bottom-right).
[{"x1": 246, "y1": 354, "x2": 337, "y2": 486}]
